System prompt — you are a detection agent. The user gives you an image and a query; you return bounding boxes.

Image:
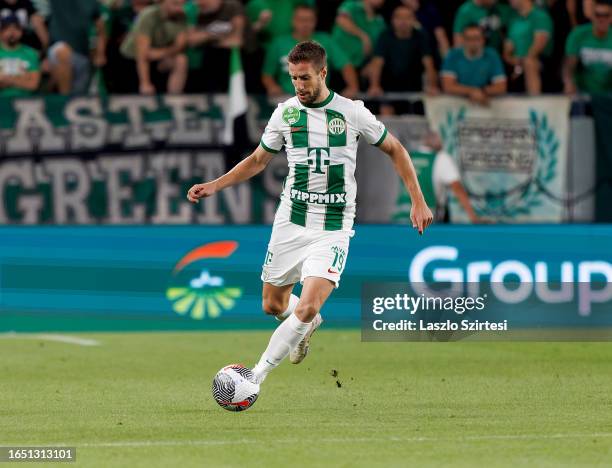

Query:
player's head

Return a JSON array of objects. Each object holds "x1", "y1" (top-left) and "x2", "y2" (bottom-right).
[
  {"x1": 477, "y1": 0, "x2": 497, "y2": 7},
  {"x1": 462, "y1": 23, "x2": 485, "y2": 55},
  {"x1": 392, "y1": 5, "x2": 416, "y2": 35},
  {"x1": 292, "y1": 5, "x2": 317, "y2": 39},
  {"x1": 0, "y1": 15, "x2": 22, "y2": 47},
  {"x1": 593, "y1": 0, "x2": 612, "y2": 33},
  {"x1": 287, "y1": 40, "x2": 328, "y2": 105}
]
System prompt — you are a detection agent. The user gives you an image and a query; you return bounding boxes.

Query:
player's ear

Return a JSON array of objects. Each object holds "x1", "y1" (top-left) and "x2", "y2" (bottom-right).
[{"x1": 319, "y1": 65, "x2": 328, "y2": 81}]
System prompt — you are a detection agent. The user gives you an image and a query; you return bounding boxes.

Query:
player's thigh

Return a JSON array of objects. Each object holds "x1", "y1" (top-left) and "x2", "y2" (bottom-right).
[
  {"x1": 301, "y1": 232, "x2": 351, "y2": 287},
  {"x1": 294, "y1": 277, "x2": 336, "y2": 322},
  {"x1": 261, "y1": 282, "x2": 295, "y2": 315},
  {"x1": 261, "y1": 221, "x2": 307, "y2": 288}
]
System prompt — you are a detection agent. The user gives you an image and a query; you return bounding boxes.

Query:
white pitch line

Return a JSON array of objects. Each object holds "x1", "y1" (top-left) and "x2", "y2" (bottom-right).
[
  {"x1": 33, "y1": 432, "x2": 612, "y2": 448},
  {"x1": 0, "y1": 332, "x2": 100, "y2": 346}
]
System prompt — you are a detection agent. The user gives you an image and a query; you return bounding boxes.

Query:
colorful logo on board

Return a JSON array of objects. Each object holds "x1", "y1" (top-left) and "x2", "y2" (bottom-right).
[{"x1": 166, "y1": 241, "x2": 242, "y2": 320}]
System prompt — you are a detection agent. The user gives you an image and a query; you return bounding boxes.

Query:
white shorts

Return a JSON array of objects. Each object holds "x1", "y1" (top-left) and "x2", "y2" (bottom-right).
[{"x1": 261, "y1": 219, "x2": 353, "y2": 288}]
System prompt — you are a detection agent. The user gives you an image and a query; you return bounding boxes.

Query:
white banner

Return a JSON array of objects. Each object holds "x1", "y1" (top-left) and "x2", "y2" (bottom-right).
[{"x1": 425, "y1": 96, "x2": 571, "y2": 223}]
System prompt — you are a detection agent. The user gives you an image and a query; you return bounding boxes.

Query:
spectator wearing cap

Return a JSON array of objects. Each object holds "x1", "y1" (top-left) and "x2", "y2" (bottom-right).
[
  {"x1": 120, "y1": 0, "x2": 188, "y2": 95},
  {"x1": 0, "y1": 0, "x2": 48, "y2": 51},
  {"x1": 564, "y1": 0, "x2": 612, "y2": 94},
  {"x1": 0, "y1": 14, "x2": 40, "y2": 96},
  {"x1": 442, "y1": 23, "x2": 507, "y2": 105},
  {"x1": 47, "y1": 0, "x2": 107, "y2": 95}
]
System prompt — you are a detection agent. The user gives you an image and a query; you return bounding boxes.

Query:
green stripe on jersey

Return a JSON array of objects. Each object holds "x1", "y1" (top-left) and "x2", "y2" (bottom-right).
[
  {"x1": 326, "y1": 109, "x2": 347, "y2": 147},
  {"x1": 290, "y1": 164, "x2": 309, "y2": 226},
  {"x1": 290, "y1": 109, "x2": 309, "y2": 148},
  {"x1": 325, "y1": 164, "x2": 346, "y2": 231}
]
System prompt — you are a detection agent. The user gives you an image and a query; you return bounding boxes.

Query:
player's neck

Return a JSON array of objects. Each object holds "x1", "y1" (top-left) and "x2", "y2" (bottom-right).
[{"x1": 312, "y1": 87, "x2": 331, "y2": 106}]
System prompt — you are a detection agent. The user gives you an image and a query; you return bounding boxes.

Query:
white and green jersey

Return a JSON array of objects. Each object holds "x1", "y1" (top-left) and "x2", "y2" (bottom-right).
[{"x1": 260, "y1": 90, "x2": 387, "y2": 232}]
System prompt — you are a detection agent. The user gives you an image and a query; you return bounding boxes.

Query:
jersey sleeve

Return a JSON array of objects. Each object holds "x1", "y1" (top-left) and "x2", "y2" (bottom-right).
[
  {"x1": 356, "y1": 101, "x2": 387, "y2": 146},
  {"x1": 260, "y1": 104, "x2": 285, "y2": 154}
]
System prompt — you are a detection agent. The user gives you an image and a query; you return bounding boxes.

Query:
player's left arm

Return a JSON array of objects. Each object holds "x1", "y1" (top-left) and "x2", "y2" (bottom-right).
[{"x1": 378, "y1": 133, "x2": 433, "y2": 234}]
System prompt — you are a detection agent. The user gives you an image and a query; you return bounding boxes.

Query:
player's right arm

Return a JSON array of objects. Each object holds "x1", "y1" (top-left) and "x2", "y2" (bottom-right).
[
  {"x1": 187, "y1": 103, "x2": 285, "y2": 203},
  {"x1": 187, "y1": 145, "x2": 275, "y2": 203}
]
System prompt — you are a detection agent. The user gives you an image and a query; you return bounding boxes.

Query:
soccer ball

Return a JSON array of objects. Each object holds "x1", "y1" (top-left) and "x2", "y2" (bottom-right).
[{"x1": 212, "y1": 364, "x2": 260, "y2": 412}]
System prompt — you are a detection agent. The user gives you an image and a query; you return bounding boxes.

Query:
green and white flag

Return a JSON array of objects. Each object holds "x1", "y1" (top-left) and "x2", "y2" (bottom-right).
[{"x1": 222, "y1": 47, "x2": 248, "y2": 145}]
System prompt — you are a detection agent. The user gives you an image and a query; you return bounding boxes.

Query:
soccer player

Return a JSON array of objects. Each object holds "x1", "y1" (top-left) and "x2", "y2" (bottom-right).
[{"x1": 187, "y1": 41, "x2": 433, "y2": 384}]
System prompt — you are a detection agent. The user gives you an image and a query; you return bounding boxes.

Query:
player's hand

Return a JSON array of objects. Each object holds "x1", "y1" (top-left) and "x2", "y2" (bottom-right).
[
  {"x1": 410, "y1": 201, "x2": 433, "y2": 235},
  {"x1": 187, "y1": 181, "x2": 217, "y2": 203}
]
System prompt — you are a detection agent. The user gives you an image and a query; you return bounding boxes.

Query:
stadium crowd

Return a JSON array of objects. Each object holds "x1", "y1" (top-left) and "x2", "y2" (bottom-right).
[{"x1": 0, "y1": 0, "x2": 609, "y2": 108}]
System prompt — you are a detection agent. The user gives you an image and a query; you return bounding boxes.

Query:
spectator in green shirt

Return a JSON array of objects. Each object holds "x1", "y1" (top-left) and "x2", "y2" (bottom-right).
[
  {"x1": 120, "y1": 0, "x2": 188, "y2": 94},
  {"x1": 246, "y1": 0, "x2": 314, "y2": 47},
  {"x1": 503, "y1": 0, "x2": 553, "y2": 94},
  {"x1": 0, "y1": 14, "x2": 40, "y2": 96},
  {"x1": 442, "y1": 23, "x2": 507, "y2": 105},
  {"x1": 332, "y1": 0, "x2": 386, "y2": 68},
  {"x1": 453, "y1": 0, "x2": 512, "y2": 52},
  {"x1": 262, "y1": 4, "x2": 359, "y2": 98},
  {"x1": 564, "y1": 0, "x2": 612, "y2": 94}
]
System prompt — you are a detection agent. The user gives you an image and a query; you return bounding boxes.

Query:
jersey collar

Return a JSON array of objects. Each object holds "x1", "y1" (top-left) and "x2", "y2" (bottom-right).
[{"x1": 302, "y1": 90, "x2": 335, "y2": 108}]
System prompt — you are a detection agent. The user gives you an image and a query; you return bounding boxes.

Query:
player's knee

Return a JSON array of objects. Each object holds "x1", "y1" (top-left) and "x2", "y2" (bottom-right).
[
  {"x1": 262, "y1": 298, "x2": 286, "y2": 316},
  {"x1": 294, "y1": 303, "x2": 319, "y2": 322}
]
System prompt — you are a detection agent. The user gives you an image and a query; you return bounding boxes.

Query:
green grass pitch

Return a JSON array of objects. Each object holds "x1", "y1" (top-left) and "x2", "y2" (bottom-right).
[{"x1": 1, "y1": 330, "x2": 611, "y2": 467}]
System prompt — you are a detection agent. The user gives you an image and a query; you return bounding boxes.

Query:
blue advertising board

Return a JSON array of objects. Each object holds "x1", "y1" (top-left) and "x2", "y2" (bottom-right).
[{"x1": 0, "y1": 226, "x2": 610, "y2": 332}]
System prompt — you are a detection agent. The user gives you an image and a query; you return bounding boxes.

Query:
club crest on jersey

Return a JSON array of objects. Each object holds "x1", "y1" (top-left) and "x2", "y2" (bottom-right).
[
  {"x1": 328, "y1": 117, "x2": 346, "y2": 135},
  {"x1": 282, "y1": 106, "x2": 301, "y2": 125}
]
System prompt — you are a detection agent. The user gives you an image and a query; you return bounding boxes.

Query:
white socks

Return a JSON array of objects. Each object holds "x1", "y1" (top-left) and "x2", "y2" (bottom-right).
[
  {"x1": 252, "y1": 313, "x2": 310, "y2": 383},
  {"x1": 276, "y1": 294, "x2": 299, "y2": 321}
]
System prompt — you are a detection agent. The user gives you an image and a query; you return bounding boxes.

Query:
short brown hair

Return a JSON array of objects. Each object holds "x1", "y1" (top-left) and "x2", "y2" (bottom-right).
[{"x1": 287, "y1": 40, "x2": 327, "y2": 70}]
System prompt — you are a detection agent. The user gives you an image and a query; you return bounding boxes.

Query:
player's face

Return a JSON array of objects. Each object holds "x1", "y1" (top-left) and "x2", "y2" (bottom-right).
[
  {"x1": 481, "y1": 0, "x2": 497, "y2": 7},
  {"x1": 0, "y1": 24, "x2": 22, "y2": 46},
  {"x1": 292, "y1": 9, "x2": 317, "y2": 38},
  {"x1": 288, "y1": 61, "x2": 326, "y2": 105}
]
